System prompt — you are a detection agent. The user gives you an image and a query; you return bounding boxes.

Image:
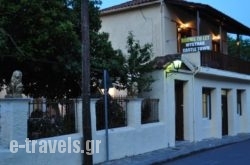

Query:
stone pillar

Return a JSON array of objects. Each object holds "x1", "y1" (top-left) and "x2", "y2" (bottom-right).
[
  {"x1": 76, "y1": 98, "x2": 98, "y2": 135},
  {"x1": 242, "y1": 89, "x2": 250, "y2": 132},
  {"x1": 211, "y1": 88, "x2": 222, "y2": 138},
  {"x1": 227, "y1": 89, "x2": 237, "y2": 136},
  {"x1": 0, "y1": 98, "x2": 31, "y2": 148},
  {"x1": 90, "y1": 99, "x2": 98, "y2": 133},
  {"x1": 75, "y1": 99, "x2": 83, "y2": 134},
  {"x1": 127, "y1": 98, "x2": 143, "y2": 128}
]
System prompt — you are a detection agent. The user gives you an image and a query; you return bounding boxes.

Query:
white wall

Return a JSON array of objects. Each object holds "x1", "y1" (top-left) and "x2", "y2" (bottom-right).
[
  {"x1": 0, "y1": 98, "x2": 82, "y2": 165},
  {"x1": 90, "y1": 98, "x2": 168, "y2": 163},
  {"x1": 101, "y1": 3, "x2": 182, "y2": 57},
  {"x1": 1, "y1": 72, "x2": 250, "y2": 164},
  {"x1": 101, "y1": 4, "x2": 164, "y2": 57},
  {"x1": 0, "y1": 134, "x2": 82, "y2": 165},
  {"x1": 192, "y1": 73, "x2": 250, "y2": 141},
  {"x1": 144, "y1": 55, "x2": 250, "y2": 144},
  {"x1": 0, "y1": 97, "x2": 166, "y2": 165}
]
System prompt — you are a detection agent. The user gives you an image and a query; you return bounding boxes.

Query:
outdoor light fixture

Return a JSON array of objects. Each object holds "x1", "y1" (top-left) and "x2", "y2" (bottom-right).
[
  {"x1": 177, "y1": 23, "x2": 190, "y2": 32},
  {"x1": 173, "y1": 59, "x2": 182, "y2": 71},
  {"x1": 165, "y1": 59, "x2": 182, "y2": 78}
]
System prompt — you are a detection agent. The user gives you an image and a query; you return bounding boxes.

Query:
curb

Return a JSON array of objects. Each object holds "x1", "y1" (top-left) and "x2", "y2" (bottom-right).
[{"x1": 97, "y1": 133, "x2": 250, "y2": 165}]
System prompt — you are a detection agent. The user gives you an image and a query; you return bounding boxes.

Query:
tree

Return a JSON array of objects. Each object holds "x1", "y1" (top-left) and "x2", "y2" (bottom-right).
[
  {"x1": 0, "y1": 0, "x2": 82, "y2": 98},
  {"x1": 0, "y1": 0, "x2": 126, "y2": 99},
  {"x1": 124, "y1": 32, "x2": 154, "y2": 96},
  {"x1": 227, "y1": 35, "x2": 250, "y2": 61},
  {"x1": 70, "y1": 0, "x2": 126, "y2": 96}
]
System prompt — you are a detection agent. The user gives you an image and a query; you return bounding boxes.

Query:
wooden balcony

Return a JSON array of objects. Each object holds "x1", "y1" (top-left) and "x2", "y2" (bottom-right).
[{"x1": 200, "y1": 51, "x2": 250, "y2": 75}]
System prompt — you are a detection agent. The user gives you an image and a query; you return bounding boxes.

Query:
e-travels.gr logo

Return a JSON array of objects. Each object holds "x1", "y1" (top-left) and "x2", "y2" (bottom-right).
[{"x1": 9, "y1": 137, "x2": 101, "y2": 155}]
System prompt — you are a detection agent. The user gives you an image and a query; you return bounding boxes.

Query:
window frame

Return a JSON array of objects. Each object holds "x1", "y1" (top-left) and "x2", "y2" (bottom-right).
[
  {"x1": 237, "y1": 90, "x2": 243, "y2": 116},
  {"x1": 202, "y1": 88, "x2": 212, "y2": 119}
]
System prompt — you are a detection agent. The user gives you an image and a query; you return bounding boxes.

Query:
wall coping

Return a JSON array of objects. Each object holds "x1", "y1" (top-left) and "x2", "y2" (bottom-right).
[{"x1": 0, "y1": 98, "x2": 32, "y2": 102}]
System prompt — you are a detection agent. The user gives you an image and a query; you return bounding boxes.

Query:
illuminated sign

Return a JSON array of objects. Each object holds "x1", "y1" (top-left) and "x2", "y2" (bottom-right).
[{"x1": 181, "y1": 34, "x2": 212, "y2": 53}]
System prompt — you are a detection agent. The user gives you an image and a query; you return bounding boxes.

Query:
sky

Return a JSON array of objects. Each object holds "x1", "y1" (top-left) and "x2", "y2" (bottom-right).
[{"x1": 101, "y1": 0, "x2": 250, "y2": 28}]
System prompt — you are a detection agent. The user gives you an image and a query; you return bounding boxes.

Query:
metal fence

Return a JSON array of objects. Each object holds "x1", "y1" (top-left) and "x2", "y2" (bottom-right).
[
  {"x1": 95, "y1": 96, "x2": 128, "y2": 130},
  {"x1": 141, "y1": 98, "x2": 159, "y2": 124},
  {"x1": 27, "y1": 99, "x2": 77, "y2": 140}
]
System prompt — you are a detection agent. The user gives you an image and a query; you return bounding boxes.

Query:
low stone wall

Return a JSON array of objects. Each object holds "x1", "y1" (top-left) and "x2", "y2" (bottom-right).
[
  {"x1": 88, "y1": 98, "x2": 168, "y2": 164},
  {"x1": 0, "y1": 99, "x2": 82, "y2": 165},
  {"x1": 0, "y1": 98, "x2": 165, "y2": 165}
]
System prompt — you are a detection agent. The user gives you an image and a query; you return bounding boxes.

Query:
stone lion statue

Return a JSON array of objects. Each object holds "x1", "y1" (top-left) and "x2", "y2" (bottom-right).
[
  {"x1": 128, "y1": 81, "x2": 139, "y2": 97},
  {"x1": 5, "y1": 70, "x2": 24, "y2": 98}
]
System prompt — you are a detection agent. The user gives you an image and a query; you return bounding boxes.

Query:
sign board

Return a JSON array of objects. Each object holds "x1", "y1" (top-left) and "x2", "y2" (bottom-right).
[{"x1": 181, "y1": 34, "x2": 212, "y2": 53}]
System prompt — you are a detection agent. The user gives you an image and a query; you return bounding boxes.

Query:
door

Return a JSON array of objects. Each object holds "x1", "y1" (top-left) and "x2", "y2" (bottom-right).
[
  {"x1": 221, "y1": 90, "x2": 228, "y2": 136},
  {"x1": 175, "y1": 80, "x2": 184, "y2": 140}
]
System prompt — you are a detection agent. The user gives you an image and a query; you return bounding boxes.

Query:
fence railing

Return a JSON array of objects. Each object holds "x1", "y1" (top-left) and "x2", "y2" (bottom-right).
[
  {"x1": 95, "y1": 96, "x2": 128, "y2": 130},
  {"x1": 141, "y1": 98, "x2": 159, "y2": 124},
  {"x1": 27, "y1": 99, "x2": 77, "y2": 140},
  {"x1": 201, "y1": 51, "x2": 250, "y2": 75}
]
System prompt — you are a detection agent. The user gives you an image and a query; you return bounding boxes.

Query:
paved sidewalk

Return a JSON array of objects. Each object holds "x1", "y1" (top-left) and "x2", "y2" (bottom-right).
[{"x1": 97, "y1": 133, "x2": 250, "y2": 165}]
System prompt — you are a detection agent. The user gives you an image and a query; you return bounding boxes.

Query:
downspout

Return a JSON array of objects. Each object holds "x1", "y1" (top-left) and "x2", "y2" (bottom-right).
[
  {"x1": 192, "y1": 66, "x2": 199, "y2": 142},
  {"x1": 160, "y1": 0, "x2": 165, "y2": 56},
  {"x1": 160, "y1": 0, "x2": 169, "y2": 147}
]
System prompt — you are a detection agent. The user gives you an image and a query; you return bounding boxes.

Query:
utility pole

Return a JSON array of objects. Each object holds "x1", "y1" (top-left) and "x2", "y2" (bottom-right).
[{"x1": 81, "y1": 0, "x2": 93, "y2": 164}]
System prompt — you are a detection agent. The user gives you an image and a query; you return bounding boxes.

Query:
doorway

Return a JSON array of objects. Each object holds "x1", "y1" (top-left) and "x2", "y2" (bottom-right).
[
  {"x1": 175, "y1": 80, "x2": 184, "y2": 140},
  {"x1": 221, "y1": 90, "x2": 228, "y2": 136}
]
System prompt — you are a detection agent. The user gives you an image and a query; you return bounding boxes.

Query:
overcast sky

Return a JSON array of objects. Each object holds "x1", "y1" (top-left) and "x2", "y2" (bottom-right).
[{"x1": 101, "y1": 0, "x2": 250, "y2": 28}]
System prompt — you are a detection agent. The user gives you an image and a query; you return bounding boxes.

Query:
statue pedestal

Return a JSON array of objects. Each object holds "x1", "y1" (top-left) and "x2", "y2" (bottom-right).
[{"x1": 0, "y1": 98, "x2": 31, "y2": 148}]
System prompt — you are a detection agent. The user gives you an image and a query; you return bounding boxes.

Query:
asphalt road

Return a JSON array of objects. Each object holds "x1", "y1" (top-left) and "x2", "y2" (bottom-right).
[{"x1": 160, "y1": 139, "x2": 250, "y2": 165}]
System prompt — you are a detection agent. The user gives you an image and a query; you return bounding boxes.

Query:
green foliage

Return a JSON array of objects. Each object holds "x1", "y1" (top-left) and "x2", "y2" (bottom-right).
[
  {"x1": 125, "y1": 32, "x2": 154, "y2": 95},
  {"x1": 0, "y1": 0, "x2": 82, "y2": 98},
  {"x1": 0, "y1": 0, "x2": 125, "y2": 99},
  {"x1": 0, "y1": 0, "x2": 154, "y2": 99},
  {"x1": 227, "y1": 35, "x2": 250, "y2": 61}
]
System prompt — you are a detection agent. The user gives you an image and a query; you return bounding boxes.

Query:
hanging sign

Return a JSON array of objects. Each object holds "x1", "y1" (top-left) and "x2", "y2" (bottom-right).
[{"x1": 181, "y1": 34, "x2": 212, "y2": 53}]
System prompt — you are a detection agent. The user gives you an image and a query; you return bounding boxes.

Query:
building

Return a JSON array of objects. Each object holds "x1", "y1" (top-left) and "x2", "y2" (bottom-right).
[
  {"x1": 100, "y1": 0, "x2": 250, "y2": 147},
  {"x1": 1, "y1": 1, "x2": 250, "y2": 164}
]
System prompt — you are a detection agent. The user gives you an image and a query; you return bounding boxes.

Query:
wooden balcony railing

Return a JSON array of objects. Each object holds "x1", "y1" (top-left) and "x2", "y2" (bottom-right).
[{"x1": 200, "y1": 51, "x2": 250, "y2": 75}]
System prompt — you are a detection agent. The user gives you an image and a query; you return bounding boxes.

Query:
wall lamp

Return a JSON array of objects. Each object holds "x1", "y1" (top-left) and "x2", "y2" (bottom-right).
[{"x1": 165, "y1": 59, "x2": 182, "y2": 78}]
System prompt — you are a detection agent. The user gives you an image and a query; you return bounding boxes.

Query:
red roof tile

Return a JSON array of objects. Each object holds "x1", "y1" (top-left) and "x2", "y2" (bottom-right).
[
  {"x1": 101, "y1": 0, "x2": 250, "y2": 36},
  {"x1": 101, "y1": 0, "x2": 159, "y2": 12}
]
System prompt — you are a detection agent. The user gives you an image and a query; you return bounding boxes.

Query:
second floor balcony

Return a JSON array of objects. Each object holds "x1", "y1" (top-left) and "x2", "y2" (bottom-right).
[
  {"x1": 200, "y1": 51, "x2": 250, "y2": 75},
  {"x1": 183, "y1": 51, "x2": 250, "y2": 76}
]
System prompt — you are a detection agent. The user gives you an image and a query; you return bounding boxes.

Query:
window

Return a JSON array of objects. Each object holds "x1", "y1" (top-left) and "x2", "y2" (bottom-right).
[
  {"x1": 202, "y1": 88, "x2": 212, "y2": 119},
  {"x1": 141, "y1": 98, "x2": 159, "y2": 124},
  {"x1": 237, "y1": 90, "x2": 243, "y2": 116}
]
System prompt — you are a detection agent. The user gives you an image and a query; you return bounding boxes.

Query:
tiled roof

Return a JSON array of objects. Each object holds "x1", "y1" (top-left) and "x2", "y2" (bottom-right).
[
  {"x1": 101, "y1": 0, "x2": 159, "y2": 13},
  {"x1": 101, "y1": 0, "x2": 250, "y2": 36},
  {"x1": 153, "y1": 54, "x2": 182, "y2": 69}
]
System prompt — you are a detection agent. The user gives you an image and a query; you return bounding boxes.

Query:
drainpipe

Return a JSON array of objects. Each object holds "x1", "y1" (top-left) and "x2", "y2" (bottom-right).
[
  {"x1": 192, "y1": 66, "x2": 199, "y2": 142},
  {"x1": 160, "y1": 0, "x2": 165, "y2": 56}
]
